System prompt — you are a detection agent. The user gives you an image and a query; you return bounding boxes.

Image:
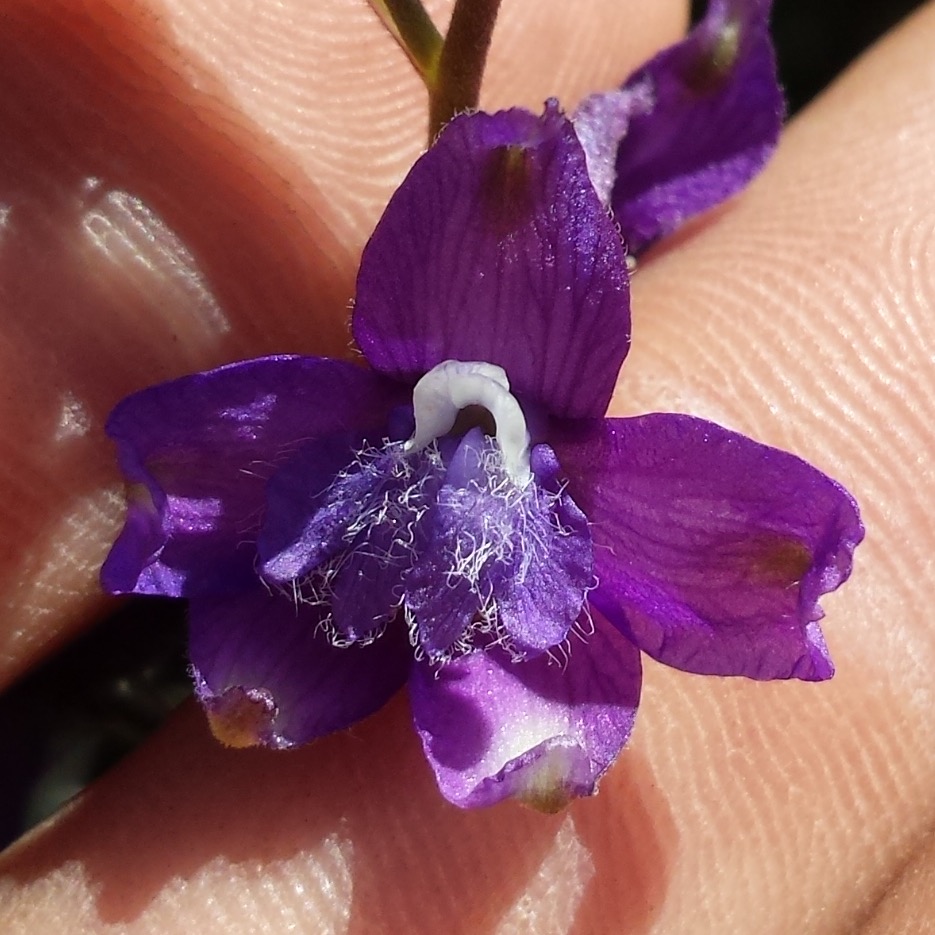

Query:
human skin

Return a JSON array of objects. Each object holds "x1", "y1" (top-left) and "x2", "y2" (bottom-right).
[{"x1": 0, "y1": 0, "x2": 934, "y2": 931}]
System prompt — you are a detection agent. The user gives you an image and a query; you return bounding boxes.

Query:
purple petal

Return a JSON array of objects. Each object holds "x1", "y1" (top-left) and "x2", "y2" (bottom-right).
[
  {"x1": 260, "y1": 439, "x2": 445, "y2": 643},
  {"x1": 258, "y1": 432, "x2": 386, "y2": 583},
  {"x1": 102, "y1": 356, "x2": 402, "y2": 598},
  {"x1": 583, "y1": 0, "x2": 783, "y2": 255},
  {"x1": 328, "y1": 520, "x2": 413, "y2": 643},
  {"x1": 496, "y1": 444, "x2": 593, "y2": 655},
  {"x1": 402, "y1": 433, "x2": 592, "y2": 661},
  {"x1": 190, "y1": 588, "x2": 411, "y2": 747},
  {"x1": 410, "y1": 615, "x2": 641, "y2": 810},
  {"x1": 553, "y1": 415, "x2": 864, "y2": 681},
  {"x1": 353, "y1": 103, "x2": 630, "y2": 420},
  {"x1": 401, "y1": 432, "x2": 501, "y2": 660}
]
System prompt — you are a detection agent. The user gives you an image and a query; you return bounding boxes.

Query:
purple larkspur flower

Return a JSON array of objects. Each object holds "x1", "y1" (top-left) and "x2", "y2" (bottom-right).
[{"x1": 101, "y1": 5, "x2": 861, "y2": 810}]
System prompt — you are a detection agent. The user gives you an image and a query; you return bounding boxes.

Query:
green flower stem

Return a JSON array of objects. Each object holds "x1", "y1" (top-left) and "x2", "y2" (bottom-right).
[
  {"x1": 369, "y1": 0, "x2": 443, "y2": 82},
  {"x1": 428, "y1": 0, "x2": 503, "y2": 140}
]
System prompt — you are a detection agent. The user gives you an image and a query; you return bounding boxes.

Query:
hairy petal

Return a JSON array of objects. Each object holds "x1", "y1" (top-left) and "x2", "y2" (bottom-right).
[
  {"x1": 260, "y1": 439, "x2": 446, "y2": 640},
  {"x1": 554, "y1": 415, "x2": 863, "y2": 681},
  {"x1": 403, "y1": 433, "x2": 592, "y2": 661},
  {"x1": 189, "y1": 589, "x2": 411, "y2": 748},
  {"x1": 102, "y1": 357, "x2": 402, "y2": 598},
  {"x1": 410, "y1": 615, "x2": 641, "y2": 810},
  {"x1": 258, "y1": 432, "x2": 393, "y2": 583},
  {"x1": 353, "y1": 104, "x2": 630, "y2": 419},
  {"x1": 496, "y1": 444, "x2": 593, "y2": 655},
  {"x1": 601, "y1": 0, "x2": 783, "y2": 254}
]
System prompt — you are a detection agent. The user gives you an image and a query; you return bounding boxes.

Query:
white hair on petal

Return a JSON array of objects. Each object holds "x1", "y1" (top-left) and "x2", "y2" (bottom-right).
[{"x1": 262, "y1": 371, "x2": 591, "y2": 664}]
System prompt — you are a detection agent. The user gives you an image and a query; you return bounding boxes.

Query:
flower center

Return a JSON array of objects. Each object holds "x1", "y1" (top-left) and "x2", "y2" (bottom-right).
[{"x1": 406, "y1": 359, "x2": 532, "y2": 486}]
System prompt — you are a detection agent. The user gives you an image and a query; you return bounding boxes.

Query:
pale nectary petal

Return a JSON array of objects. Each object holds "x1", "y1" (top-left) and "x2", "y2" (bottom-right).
[
  {"x1": 190, "y1": 589, "x2": 411, "y2": 748},
  {"x1": 586, "y1": 0, "x2": 782, "y2": 255},
  {"x1": 102, "y1": 357, "x2": 403, "y2": 598},
  {"x1": 571, "y1": 84, "x2": 654, "y2": 208},
  {"x1": 410, "y1": 614, "x2": 641, "y2": 810},
  {"x1": 353, "y1": 104, "x2": 630, "y2": 420},
  {"x1": 403, "y1": 432, "x2": 593, "y2": 662},
  {"x1": 553, "y1": 415, "x2": 864, "y2": 681}
]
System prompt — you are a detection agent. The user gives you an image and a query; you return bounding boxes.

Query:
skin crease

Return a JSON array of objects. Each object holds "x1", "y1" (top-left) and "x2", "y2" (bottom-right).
[{"x1": 0, "y1": 0, "x2": 934, "y2": 932}]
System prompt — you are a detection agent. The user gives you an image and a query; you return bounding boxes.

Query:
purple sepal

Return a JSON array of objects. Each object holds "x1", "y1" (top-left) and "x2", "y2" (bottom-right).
[
  {"x1": 584, "y1": 0, "x2": 783, "y2": 255},
  {"x1": 572, "y1": 85, "x2": 654, "y2": 208},
  {"x1": 353, "y1": 104, "x2": 630, "y2": 420},
  {"x1": 101, "y1": 356, "x2": 402, "y2": 598},
  {"x1": 190, "y1": 589, "x2": 411, "y2": 748},
  {"x1": 410, "y1": 614, "x2": 641, "y2": 810},
  {"x1": 554, "y1": 415, "x2": 863, "y2": 681}
]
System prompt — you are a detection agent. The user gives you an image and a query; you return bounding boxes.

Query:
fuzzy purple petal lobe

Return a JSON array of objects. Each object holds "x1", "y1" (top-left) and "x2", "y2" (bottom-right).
[
  {"x1": 572, "y1": 85, "x2": 653, "y2": 208},
  {"x1": 261, "y1": 441, "x2": 445, "y2": 642},
  {"x1": 328, "y1": 523, "x2": 413, "y2": 643},
  {"x1": 403, "y1": 433, "x2": 592, "y2": 661},
  {"x1": 353, "y1": 104, "x2": 630, "y2": 419},
  {"x1": 410, "y1": 615, "x2": 641, "y2": 810},
  {"x1": 258, "y1": 433, "x2": 383, "y2": 583},
  {"x1": 604, "y1": 0, "x2": 782, "y2": 254},
  {"x1": 554, "y1": 415, "x2": 863, "y2": 681},
  {"x1": 496, "y1": 445, "x2": 593, "y2": 655},
  {"x1": 102, "y1": 357, "x2": 402, "y2": 598},
  {"x1": 190, "y1": 589, "x2": 411, "y2": 747}
]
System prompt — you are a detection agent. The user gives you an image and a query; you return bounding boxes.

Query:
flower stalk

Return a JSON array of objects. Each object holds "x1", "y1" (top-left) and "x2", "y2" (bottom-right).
[
  {"x1": 369, "y1": 0, "x2": 503, "y2": 142},
  {"x1": 368, "y1": 0, "x2": 443, "y2": 83},
  {"x1": 428, "y1": 0, "x2": 503, "y2": 139}
]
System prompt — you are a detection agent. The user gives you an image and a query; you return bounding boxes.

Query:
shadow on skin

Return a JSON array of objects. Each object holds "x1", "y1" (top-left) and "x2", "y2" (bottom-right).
[
  {"x1": 0, "y1": 0, "x2": 363, "y2": 684},
  {"x1": 3, "y1": 692, "x2": 676, "y2": 933},
  {"x1": 0, "y1": 0, "x2": 357, "y2": 365}
]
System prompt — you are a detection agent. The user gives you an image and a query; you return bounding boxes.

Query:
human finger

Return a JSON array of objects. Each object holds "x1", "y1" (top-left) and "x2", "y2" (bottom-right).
[
  {"x1": 3, "y1": 2, "x2": 934, "y2": 932},
  {"x1": 0, "y1": 0, "x2": 687, "y2": 687}
]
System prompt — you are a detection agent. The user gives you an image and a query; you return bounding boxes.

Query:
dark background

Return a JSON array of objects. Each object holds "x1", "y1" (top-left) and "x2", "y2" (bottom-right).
[
  {"x1": 765, "y1": 0, "x2": 924, "y2": 113},
  {"x1": 0, "y1": 0, "x2": 928, "y2": 851}
]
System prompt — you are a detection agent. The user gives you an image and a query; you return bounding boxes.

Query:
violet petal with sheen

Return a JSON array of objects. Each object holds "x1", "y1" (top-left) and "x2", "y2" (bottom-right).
[
  {"x1": 103, "y1": 356, "x2": 402, "y2": 598},
  {"x1": 588, "y1": 0, "x2": 783, "y2": 255},
  {"x1": 353, "y1": 104, "x2": 630, "y2": 420},
  {"x1": 571, "y1": 84, "x2": 654, "y2": 208},
  {"x1": 410, "y1": 613, "x2": 641, "y2": 810},
  {"x1": 554, "y1": 414, "x2": 863, "y2": 681},
  {"x1": 190, "y1": 589, "x2": 411, "y2": 748}
]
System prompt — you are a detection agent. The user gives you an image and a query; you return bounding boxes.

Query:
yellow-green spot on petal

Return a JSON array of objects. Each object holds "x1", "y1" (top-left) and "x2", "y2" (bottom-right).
[
  {"x1": 205, "y1": 686, "x2": 277, "y2": 748},
  {"x1": 684, "y1": 18, "x2": 743, "y2": 93},
  {"x1": 482, "y1": 144, "x2": 536, "y2": 235},
  {"x1": 521, "y1": 787, "x2": 573, "y2": 815},
  {"x1": 514, "y1": 744, "x2": 586, "y2": 814},
  {"x1": 710, "y1": 19, "x2": 741, "y2": 73},
  {"x1": 126, "y1": 481, "x2": 155, "y2": 513},
  {"x1": 747, "y1": 534, "x2": 813, "y2": 588}
]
